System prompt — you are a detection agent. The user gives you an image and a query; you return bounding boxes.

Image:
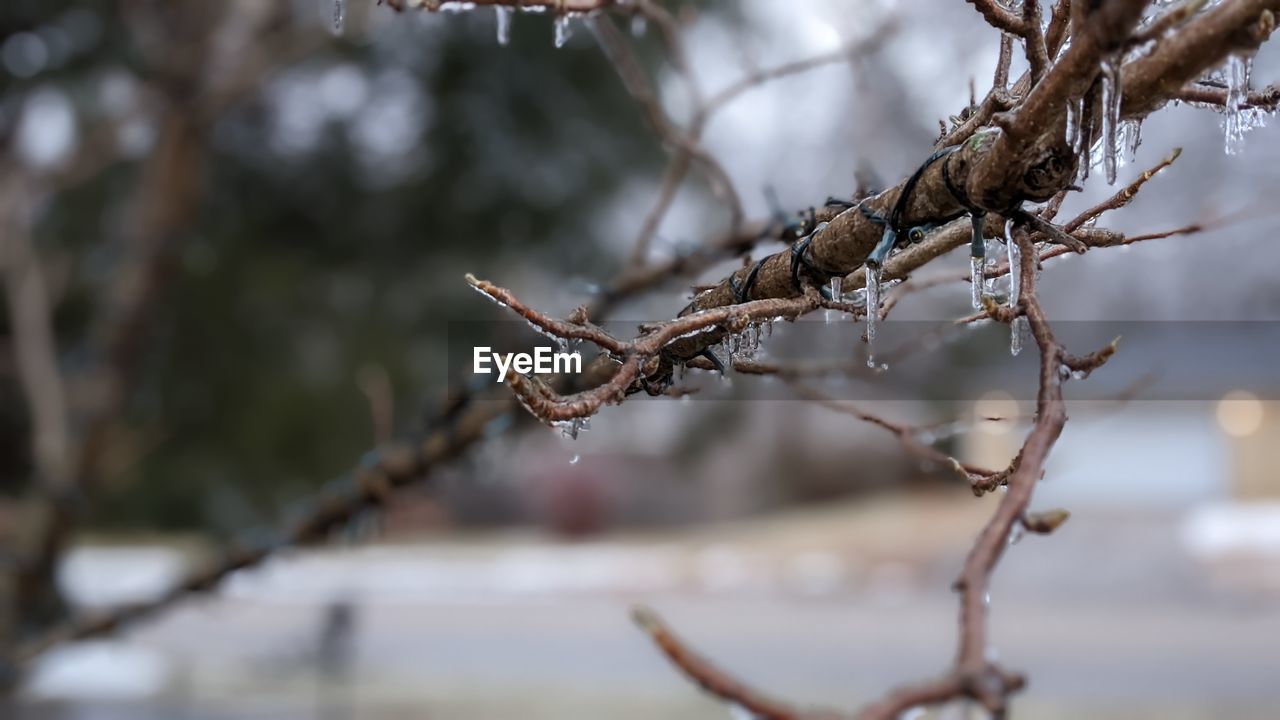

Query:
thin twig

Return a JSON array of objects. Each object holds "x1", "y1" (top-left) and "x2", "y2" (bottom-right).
[{"x1": 633, "y1": 607, "x2": 844, "y2": 720}]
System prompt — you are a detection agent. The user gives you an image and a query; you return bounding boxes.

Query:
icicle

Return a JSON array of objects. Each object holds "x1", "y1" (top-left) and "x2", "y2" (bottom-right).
[
  {"x1": 554, "y1": 14, "x2": 574, "y2": 48},
  {"x1": 865, "y1": 267, "x2": 881, "y2": 369},
  {"x1": 1010, "y1": 317, "x2": 1027, "y2": 356},
  {"x1": 1065, "y1": 96, "x2": 1080, "y2": 149},
  {"x1": 983, "y1": 240, "x2": 998, "y2": 297},
  {"x1": 330, "y1": 0, "x2": 346, "y2": 36},
  {"x1": 1076, "y1": 114, "x2": 1092, "y2": 184},
  {"x1": 1223, "y1": 53, "x2": 1253, "y2": 155},
  {"x1": 970, "y1": 256, "x2": 984, "y2": 309},
  {"x1": 823, "y1": 277, "x2": 842, "y2": 324},
  {"x1": 495, "y1": 6, "x2": 512, "y2": 45},
  {"x1": 1003, "y1": 221, "x2": 1024, "y2": 356},
  {"x1": 743, "y1": 324, "x2": 761, "y2": 359},
  {"x1": 1004, "y1": 220, "x2": 1020, "y2": 308},
  {"x1": 1119, "y1": 119, "x2": 1141, "y2": 165},
  {"x1": 1069, "y1": 95, "x2": 1090, "y2": 183},
  {"x1": 1100, "y1": 57, "x2": 1122, "y2": 184}
]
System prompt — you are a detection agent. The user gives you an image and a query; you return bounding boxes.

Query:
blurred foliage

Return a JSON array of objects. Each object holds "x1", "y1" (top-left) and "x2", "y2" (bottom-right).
[{"x1": 1, "y1": 1, "x2": 677, "y2": 533}]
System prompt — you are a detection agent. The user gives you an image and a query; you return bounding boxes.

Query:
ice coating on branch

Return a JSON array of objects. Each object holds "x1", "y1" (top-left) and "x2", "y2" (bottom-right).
[
  {"x1": 865, "y1": 266, "x2": 881, "y2": 369},
  {"x1": 1007, "y1": 522, "x2": 1025, "y2": 546},
  {"x1": 495, "y1": 6, "x2": 512, "y2": 45},
  {"x1": 330, "y1": 0, "x2": 346, "y2": 36},
  {"x1": 511, "y1": 316, "x2": 569, "y2": 351},
  {"x1": 555, "y1": 418, "x2": 584, "y2": 440},
  {"x1": 744, "y1": 324, "x2": 762, "y2": 358},
  {"x1": 1100, "y1": 58, "x2": 1122, "y2": 184},
  {"x1": 727, "y1": 324, "x2": 762, "y2": 361},
  {"x1": 467, "y1": 282, "x2": 508, "y2": 308},
  {"x1": 554, "y1": 14, "x2": 574, "y2": 48},
  {"x1": 1222, "y1": 53, "x2": 1253, "y2": 154}
]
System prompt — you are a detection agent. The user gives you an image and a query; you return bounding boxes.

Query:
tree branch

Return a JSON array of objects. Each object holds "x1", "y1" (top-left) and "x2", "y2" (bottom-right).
[{"x1": 633, "y1": 607, "x2": 845, "y2": 720}]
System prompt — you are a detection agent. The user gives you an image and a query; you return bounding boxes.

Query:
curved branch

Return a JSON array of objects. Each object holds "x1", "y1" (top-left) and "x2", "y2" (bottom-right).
[{"x1": 633, "y1": 607, "x2": 845, "y2": 720}]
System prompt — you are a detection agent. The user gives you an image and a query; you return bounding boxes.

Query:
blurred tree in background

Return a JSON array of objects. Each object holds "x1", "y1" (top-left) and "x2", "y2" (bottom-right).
[{"x1": 1, "y1": 0, "x2": 676, "y2": 533}]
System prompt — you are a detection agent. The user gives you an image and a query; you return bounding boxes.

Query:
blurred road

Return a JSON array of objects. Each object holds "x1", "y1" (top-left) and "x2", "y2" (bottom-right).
[{"x1": 11, "y1": 493, "x2": 1280, "y2": 719}]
